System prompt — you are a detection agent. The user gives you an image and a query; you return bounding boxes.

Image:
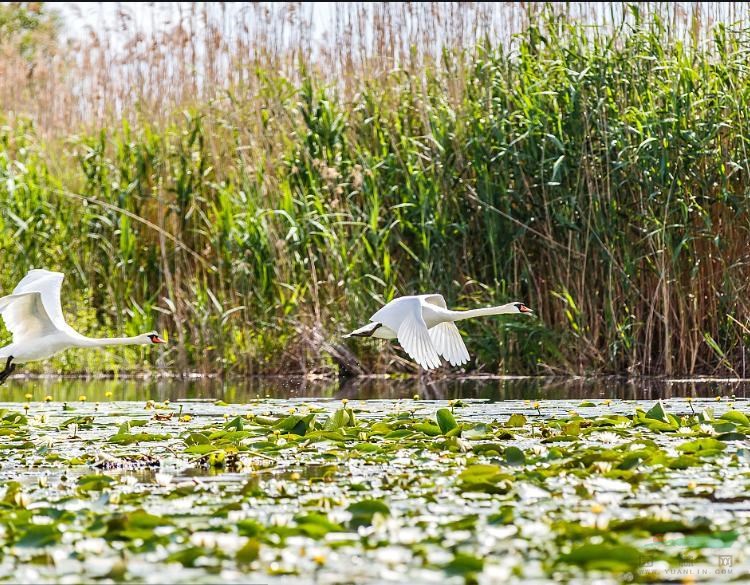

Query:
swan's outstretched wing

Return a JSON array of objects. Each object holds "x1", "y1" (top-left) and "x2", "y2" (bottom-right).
[
  {"x1": 396, "y1": 302, "x2": 442, "y2": 370},
  {"x1": 0, "y1": 292, "x2": 58, "y2": 343},
  {"x1": 11, "y1": 270, "x2": 77, "y2": 335},
  {"x1": 429, "y1": 322, "x2": 470, "y2": 366},
  {"x1": 423, "y1": 294, "x2": 447, "y2": 309}
]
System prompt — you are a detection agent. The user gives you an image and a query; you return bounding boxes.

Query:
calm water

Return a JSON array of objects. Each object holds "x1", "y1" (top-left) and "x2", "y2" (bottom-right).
[{"x1": 2, "y1": 375, "x2": 750, "y2": 402}]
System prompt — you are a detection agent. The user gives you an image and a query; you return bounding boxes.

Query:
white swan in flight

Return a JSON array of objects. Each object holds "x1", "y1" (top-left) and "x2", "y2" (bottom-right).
[
  {"x1": 0, "y1": 269, "x2": 166, "y2": 383},
  {"x1": 346, "y1": 294, "x2": 532, "y2": 370}
]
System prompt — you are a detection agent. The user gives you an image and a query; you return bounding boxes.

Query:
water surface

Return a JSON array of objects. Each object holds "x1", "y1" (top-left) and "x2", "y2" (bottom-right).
[{"x1": 3, "y1": 375, "x2": 750, "y2": 402}]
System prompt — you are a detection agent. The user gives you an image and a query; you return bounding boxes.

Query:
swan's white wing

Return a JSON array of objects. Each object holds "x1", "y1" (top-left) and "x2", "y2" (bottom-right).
[
  {"x1": 0, "y1": 292, "x2": 58, "y2": 343},
  {"x1": 396, "y1": 304, "x2": 442, "y2": 370},
  {"x1": 422, "y1": 294, "x2": 447, "y2": 309},
  {"x1": 11, "y1": 270, "x2": 76, "y2": 335},
  {"x1": 429, "y1": 322, "x2": 470, "y2": 366}
]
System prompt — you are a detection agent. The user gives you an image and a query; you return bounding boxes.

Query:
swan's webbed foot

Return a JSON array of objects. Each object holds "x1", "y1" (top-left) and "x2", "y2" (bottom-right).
[{"x1": 0, "y1": 356, "x2": 16, "y2": 385}]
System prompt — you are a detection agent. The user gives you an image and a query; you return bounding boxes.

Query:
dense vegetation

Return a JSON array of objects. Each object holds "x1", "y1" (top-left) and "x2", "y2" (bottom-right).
[{"x1": 1, "y1": 3, "x2": 750, "y2": 376}]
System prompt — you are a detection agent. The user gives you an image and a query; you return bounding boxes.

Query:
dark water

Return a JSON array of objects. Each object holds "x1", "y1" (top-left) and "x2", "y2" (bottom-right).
[{"x1": 3, "y1": 375, "x2": 750, "y2": 403}]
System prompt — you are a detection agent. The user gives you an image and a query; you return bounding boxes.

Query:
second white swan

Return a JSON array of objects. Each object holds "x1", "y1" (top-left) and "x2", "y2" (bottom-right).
[
  {"x1": 346, "y1": 294, "x2": 532, "y2": 370},
  {"x1": 0, "y1": 269, "x2": 166, "y2": 383}
]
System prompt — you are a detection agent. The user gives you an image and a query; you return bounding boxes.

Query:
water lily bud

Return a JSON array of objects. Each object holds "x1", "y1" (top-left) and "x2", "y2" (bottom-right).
[
  {"x1": 591, "y1": 503, "x2": 604, "y2": 514},
  {"x1": 79, "y1": 395, "x2": 87, "y2": 402},
  {"x1": 104, "y1": 391, "x2": 113, "y2": 399},
  {"x1": 44, "y1": 396, "x2": 52, "y2": 402},
  {"x1": 24, "y1": 393, "x2": 32, "y2": 401}
]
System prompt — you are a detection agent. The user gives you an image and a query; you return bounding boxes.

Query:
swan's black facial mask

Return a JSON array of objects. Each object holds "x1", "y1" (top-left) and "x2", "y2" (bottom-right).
[
  {"x1": 515, "y1": 303, "x2": 533, "y2": 314},
  {"x1": 148, "y1": 334, "x2": 167, "y2": 344}
]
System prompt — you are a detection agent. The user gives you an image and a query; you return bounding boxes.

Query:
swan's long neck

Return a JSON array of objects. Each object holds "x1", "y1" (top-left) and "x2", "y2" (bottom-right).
[
  {"x1": 74, "y1": 336, "x2": 145, "y2": 349},
  {"x1": 447, "y1": 304, "x2": 517, "y2": 322}
]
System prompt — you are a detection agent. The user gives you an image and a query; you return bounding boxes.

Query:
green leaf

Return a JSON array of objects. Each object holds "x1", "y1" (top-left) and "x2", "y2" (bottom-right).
[
  {"x1": 16, "y1": 524, "x2": 61, "y2": 548},
  {"x1": 444, "y1": 553, "x2": 484, "y2": 575},
  {"x1": 720, "y1": 410, "x2": 750, "y2": 426},
  {"x1": 717, "y1": 432, "x2": 746, "y2": 441},
  {"x1": 488, "y1": 506, "x2": 514, "y2": 525},
  {"x1": 109, "y1": 432, "x2": 170, "y2": 445},
  {"x1": 413, "y1": 423, "x2": 442, "y2": 436},
  {"x1": 294, "y1": 513, "x2": 344, "y2": 539},
  {"x1": 676, "y1": 438, "x2": 727, "y2": 455},
  {"x1": 237, "y1": 519, "x2": 265, "y2": 537},
  {"x1": 504, "y1": 446, "x2": 526, "y2": 466},
  {"x1": 506, "y1": 413, "x2": 527, "y2": 427},
  {"x1": 458, "y1": 464, "x2": 512, "y2": 494},
  {"x1": 324, "y1": 409, "x2": 351, "y2": 431},
  {"x1": 117, "y1": 419, "x2": 148, "y2": 434},
  {"x1": 77, "y1": 474, "x2": 116, "y2": 493},
  {"x1": 105, "y1": 510, "x2": 173, "y2": 541},
  {"x1": 347, "y1": 499, "x2": 390, "y2": 528},
  {"x1": 644, "y1": 401, "x2": 668, "y2": 422},
  {"x1": 436, "y1": 409, "x2": 457, "y2": 434},
  {"x1": 224, "y1": 416, "x2": 244, "y2": 431},
  {"x1": 236, "y1": 538, "x2": 260, "y2": 565},
  {"x1": 167, "y1": 546, "x2": 208, "y2": 568},
  {"x1": 559, "y1": 543, "x2": 642, "y2": 571}
]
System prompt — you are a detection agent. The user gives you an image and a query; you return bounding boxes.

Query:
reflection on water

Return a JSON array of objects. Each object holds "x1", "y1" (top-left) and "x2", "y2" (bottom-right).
[{"x1": 2, "y1": 375, "x2": 750, "y2": 402}]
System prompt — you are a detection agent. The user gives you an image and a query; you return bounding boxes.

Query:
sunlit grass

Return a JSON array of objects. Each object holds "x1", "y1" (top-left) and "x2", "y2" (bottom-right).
[{"x1": 0, "y1": 5, "x2": 749, "y2": 375}]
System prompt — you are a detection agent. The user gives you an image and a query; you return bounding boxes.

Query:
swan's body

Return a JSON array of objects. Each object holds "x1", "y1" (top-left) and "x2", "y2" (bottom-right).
[
  {"x1": 346, "y1": 294, "x2": 532, "y2": 370},
  {"x1": 0, "y1": 269, "x2": 165, "y2": 382}
]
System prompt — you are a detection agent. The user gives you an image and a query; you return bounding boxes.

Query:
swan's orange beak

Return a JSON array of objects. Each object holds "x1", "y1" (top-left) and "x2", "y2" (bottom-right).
[
  {"x1": 149, "y1": 334, "x2": 167, "y2": 344},
  {"x1": 518, "y1": 304, "x2": 533, "y2": 314}
]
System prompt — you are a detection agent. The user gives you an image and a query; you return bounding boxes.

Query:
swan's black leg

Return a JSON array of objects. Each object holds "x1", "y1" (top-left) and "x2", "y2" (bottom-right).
[{"x1": 0, "y1": 356, "x2": 16, "y2": 385}]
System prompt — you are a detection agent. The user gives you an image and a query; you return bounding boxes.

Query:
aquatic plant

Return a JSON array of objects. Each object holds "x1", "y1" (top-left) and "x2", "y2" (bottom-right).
[{"x1": 1, "y1": 396, "x2": 749, "y2": 582}]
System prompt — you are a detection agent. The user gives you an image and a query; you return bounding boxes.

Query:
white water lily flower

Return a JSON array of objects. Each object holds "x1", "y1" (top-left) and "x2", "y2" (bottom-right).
[
  {"x1": 699, "y1": 423, "x2": 715, "y2": 435},
  {"x1": 190, "y1": 531, "x2": 244, "y2": 551},
  {"x1": 375, "y1": 545, "x2": 412, "y2": 565},
  {"x1": 35, "y1": 437, "x2": 56, "y2": 449},
  {"x1": 592, "y1": 461, "x2": 613, "y2": 474},
  {"x1": 592, "y1": 431, "x2": 621, "y2": 443},
  {"x1": 154, "y1": 473, "x2": 172, "y2": 487},
  {"x1": 517, "y1": 484, "x2": 550, "y2": 500},
  {"x1": 75, "y1": 537, "x2": 107, "y2": 555},
  {"x1": 677, "y1": 427, "x2": 693, "y2": 434},
  {"x1": 529, "y1": 444, "x2": 547, "y2": 456}
]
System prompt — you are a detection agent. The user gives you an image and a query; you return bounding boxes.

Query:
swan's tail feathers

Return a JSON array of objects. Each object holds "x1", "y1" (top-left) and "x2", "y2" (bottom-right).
[{"x1": 345, "y1": 322, "x2": 382, "y2": 338}]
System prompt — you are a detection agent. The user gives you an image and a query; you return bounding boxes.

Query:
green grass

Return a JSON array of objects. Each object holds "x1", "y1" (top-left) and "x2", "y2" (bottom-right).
[{"x1": 1, "y1": 11, "x2": 750, "y2": 376}]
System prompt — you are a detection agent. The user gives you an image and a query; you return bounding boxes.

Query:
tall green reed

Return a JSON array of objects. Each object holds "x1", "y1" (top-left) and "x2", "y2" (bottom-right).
[{"x1": 0, "y1": 6, "x2": 749, "y2": 376}]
